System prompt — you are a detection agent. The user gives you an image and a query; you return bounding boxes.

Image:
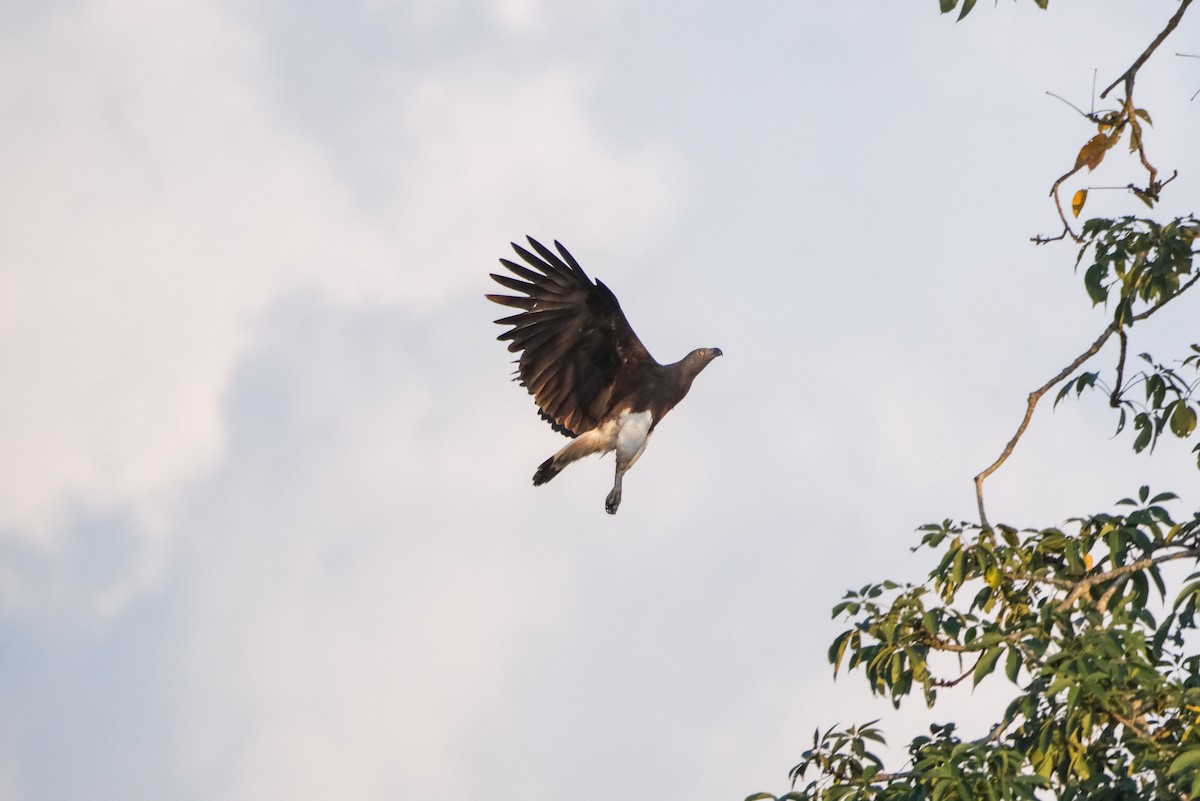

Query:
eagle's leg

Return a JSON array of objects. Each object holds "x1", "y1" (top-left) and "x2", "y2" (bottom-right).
[
  {"x1": 604, "y1": 411, "x2": 653, "y2": 515},
  {"x1": 605, "y1": 477, "x2": 623, "y2": 515}
]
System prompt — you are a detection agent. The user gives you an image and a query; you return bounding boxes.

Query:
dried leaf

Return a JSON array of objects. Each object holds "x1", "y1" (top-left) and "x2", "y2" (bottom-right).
[{"x1": 1075, "y1": 134, "x2": 1110, "y2": 172}]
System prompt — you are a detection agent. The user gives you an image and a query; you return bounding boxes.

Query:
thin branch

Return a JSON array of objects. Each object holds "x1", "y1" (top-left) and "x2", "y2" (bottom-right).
[
  {"x1": 1046, "y1": 90, "x2": 1092, "y2": 119},
  {"x1": 974, "y1": 322, "x2": 1119, "y2": 528},
  {"x1": 1010, "y1": 569, "x2": 1076, "y2": 591},
  {"x1": 933, "y1": 661, "x2": 977, "y2": 688},
  {"x1": 1131, "y1": 272, "x2": 1200, "y2": 322},
  {"x1": 1095, "y1": 573, "x2": 1127, "y2": 613},
  {"x1": 1111, "y1": 329, "x2": 1128, "y2": 407},
  {"x1": 1111, "y1": 709, "x2": 1154, "y2": 740},
  {"x1": 1100, "y1": 0, "x2": 1194, "y2": 99},
  {"x1": 923, "y1": 635, "x2": 975, "y2": 654},
  {"x1": 974, "y1": 273, "x2": 1200, "y2": 528},
  {"x1": 1048, "y1": 166, "x2": 1088, "y2": 244},
  {"x1": 976, "y1": 715, "x2": 1017, "y2": 746},
  {"x1": 1058, "y1": 546, "x2": 1200, "y2": 610}
]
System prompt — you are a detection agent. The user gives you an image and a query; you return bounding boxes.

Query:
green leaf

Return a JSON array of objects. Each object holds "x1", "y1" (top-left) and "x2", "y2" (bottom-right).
[
  {"x1": 1172, "y1": 580, "x2": 1200, "y2": 611},
  {"x1": 829, "y1": 630, "x2": 854, "y2": 674},
  {"x1": 939, "y1": 0, "x2": 957, "y2": 12},
  {"x1": 1167, "y1": 748, "x2": 1200, "y2": 776},
  {"x1": 950, "y1": 547, "x2": 967, "y2": 587},
  {"x1": 744, "y1": 794, "x2": 776, "y2": 801},
  {"x1": 1133, "y1": 414, "x2": 1153, "y2": 453},
  {"x1": 1084, "y1": 261, "x2": 1107, "y2": 305},
  {"x1": 1005, "y1": 645, "x2": 1021, "y2": 683},
  {"x1": 957, "y1": 0, "x2": 977, "y2": 21},
  {"x1": 973, "y1": 645, "x2": 1003, "y2": 687},
  {"x1": 1170, "y1": 402, "x2": 1197, "y2": 438}
]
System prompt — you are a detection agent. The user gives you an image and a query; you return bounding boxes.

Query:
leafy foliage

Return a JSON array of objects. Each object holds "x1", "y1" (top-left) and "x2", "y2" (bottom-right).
[
  {"x1": 1075, "y1": 217, "x2": 1200, "y2": 321},
  {"x1": 1057, "y1": 348, "x2": 1200, "y2": 466},
  {"x1": 753, "y1": 497, "x2": 1200, "y2": 801}
]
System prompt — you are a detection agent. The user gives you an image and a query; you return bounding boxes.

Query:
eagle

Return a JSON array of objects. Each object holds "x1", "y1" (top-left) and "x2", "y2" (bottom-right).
[{"x1": 486, "y1": 237, "x2": 722, "y2": 514}]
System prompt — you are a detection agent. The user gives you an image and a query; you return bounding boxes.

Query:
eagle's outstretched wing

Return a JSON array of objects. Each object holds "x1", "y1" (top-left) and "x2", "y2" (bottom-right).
[{"x1": 486, "y1": 237, "x2": 654, "y2": 437}]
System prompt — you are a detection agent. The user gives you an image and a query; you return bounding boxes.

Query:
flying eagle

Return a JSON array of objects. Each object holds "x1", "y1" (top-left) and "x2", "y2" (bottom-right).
[{"x1": 486, "y1": 237, "x2": 722, "y2": 514}]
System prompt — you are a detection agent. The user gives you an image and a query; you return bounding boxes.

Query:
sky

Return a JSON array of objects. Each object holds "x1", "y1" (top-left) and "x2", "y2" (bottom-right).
[{"x1": 0, "y1": 1, "x2": 1198, "y2": 799}]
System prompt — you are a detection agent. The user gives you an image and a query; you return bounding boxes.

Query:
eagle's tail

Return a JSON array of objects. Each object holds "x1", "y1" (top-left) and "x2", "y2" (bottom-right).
[
  {"x1": 533, "y1": 457, "x2": 561, "y2": 486},
  {"x1": 531, "y1": 424, "x2": 615, "y2": 486}
]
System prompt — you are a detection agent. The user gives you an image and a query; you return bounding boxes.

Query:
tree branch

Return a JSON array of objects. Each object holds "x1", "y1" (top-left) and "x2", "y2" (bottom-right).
[
  {"x1": 1058, "y1": 546, "x2": 1200, "y2": 611},
  {"x1": 974, "y1": 322, "x2": 1119, "y2": 528},
  {"x1": 1100, "y1": 0, "x2": 1195, "y2": 99},
  {"x1": 974, "y1": 273, "x2": 1200, "y2": 529},
  {"x1": 1111, "y1": 329, "x2": 1128, "y2": 408}
]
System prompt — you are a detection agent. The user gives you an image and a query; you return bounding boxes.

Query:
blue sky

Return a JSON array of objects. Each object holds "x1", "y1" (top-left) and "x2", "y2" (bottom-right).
[{"x1": 1, "y1": 1, "x2": 1198, "y2": 799}]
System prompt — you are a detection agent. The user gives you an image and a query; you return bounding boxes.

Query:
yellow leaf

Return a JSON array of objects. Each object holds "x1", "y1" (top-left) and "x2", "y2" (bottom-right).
[
  {"x1": 1083, "y1": 553, "x2": 1094, "y2": 570},
  {"x1": 1072, "y1": 189, "x2": 1088, "y2": 218}
]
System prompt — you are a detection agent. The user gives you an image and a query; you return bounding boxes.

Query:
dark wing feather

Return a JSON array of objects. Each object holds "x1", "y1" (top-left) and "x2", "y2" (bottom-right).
[{"x1": 486, "y1": 237, "x2": 654, "y2": 437}]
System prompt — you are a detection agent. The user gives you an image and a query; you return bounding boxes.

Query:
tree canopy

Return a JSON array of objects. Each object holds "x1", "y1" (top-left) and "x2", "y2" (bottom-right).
[{"x1": 752, "y1": 2, "x2": 1200, "y2": 799}]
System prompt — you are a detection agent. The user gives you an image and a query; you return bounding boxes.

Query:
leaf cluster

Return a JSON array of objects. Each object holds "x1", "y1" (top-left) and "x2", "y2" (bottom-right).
[
  {"x1": 755, "y1": 494, "x2": 1200, "y2": 801},
  {"x1": 1057, "y1": 347, "x2": 1200, "y2": 467},
  {"x1": 1075, "y1": 216, "x2": 1199, "y2": 321}
]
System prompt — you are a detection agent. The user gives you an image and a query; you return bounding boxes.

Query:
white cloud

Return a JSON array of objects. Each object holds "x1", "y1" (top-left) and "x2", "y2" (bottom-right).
[
  {"x1": 0, "y1": 0, "x2": 396, "y2": 546},
  {"x1": 162, "y1": 301, "x2": 576, "y2": 799},
  {"x1": 0, "y1": 0, "x2": 684, "y2": 584}
]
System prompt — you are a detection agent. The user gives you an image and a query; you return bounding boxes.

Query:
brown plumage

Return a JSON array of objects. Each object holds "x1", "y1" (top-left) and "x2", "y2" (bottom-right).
[{"x1": 486, "y1": 237, "x2": 721, "y2": 514}]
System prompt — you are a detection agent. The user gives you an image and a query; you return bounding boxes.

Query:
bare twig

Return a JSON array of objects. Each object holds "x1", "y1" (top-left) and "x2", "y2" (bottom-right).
[
  {"x1": 974, "y1": 274, "x2": 1200, "y2": 528},
  {"x1": 1101, "y1": 0, "x2": 1194, "y2": 99},
  {"x1": 1111, "y1": 329, "x2": 1128, "y2": 408},
  {"x1": 1046, "y1": 90, "x2": 1092, "y2": 119},
  {"x1": 933, "y1": 662, "x2": 977, "y2": 688},
  {"x1": 974, "y1": 322, "x2": 1119, "y2": 528},
  {"x1": 1049, "y1": 166, "x2": 1089, "y2": 244}
]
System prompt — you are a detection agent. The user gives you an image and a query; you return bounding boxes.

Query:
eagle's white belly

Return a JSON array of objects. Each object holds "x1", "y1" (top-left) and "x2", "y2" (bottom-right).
[{"x1": 615, "y1": 410, "x2": 653, "y2": 468}]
